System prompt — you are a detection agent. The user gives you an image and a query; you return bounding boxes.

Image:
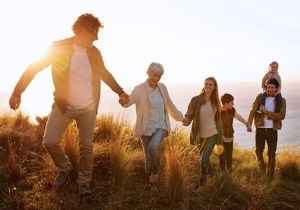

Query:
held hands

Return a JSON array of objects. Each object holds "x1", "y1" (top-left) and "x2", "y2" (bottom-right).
[
  {"x1": 182, "y1": 117, "x2": 189, "y2": 126},
  {"x1": 246, "y1": 122, "x2": 252, "y2": 132},
  {"x1": 9, "y1": 95, "x2": 21, "y2": 110},
  {"x1": 119, "y1": 93, "x2": 129, "y2": 106}
]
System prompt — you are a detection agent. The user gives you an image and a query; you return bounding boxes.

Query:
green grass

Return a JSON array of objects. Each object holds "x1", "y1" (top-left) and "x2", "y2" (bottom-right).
[{"x1": 0, "y1": 112, "x2": 299, "y2": 210}]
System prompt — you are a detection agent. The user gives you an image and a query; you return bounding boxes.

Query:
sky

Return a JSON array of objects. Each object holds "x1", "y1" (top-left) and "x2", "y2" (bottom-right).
[{"x1": 0, "y1": 0, "x2": 299, "y2": 116}]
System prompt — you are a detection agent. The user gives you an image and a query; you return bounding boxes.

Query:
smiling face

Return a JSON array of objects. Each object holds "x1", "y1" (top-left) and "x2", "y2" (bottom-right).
[
  {"x1": 148, "y1": 70, "x2": 163, "y2": 87},
  {"x1": 266, "y1": 83, "x2": 278, "y2": 97},
  {"x1": 147, "y1": 62, "x2": 164, "y2": 88},
  {"x1": 203, "y1": 78, "x2": 216, "y2": 94},
  {"x1": 269, "y1": 62, "x2": 279, "y2": 74}
]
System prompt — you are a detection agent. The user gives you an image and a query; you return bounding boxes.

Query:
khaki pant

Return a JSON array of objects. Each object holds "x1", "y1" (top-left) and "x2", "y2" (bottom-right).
[{"x1": 43, "y1": 103, "x2": 96, "y2": 191}]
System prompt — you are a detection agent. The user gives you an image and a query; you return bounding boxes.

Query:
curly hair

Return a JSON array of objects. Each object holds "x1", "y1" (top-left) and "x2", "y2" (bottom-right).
[
  {"x1": 265, "y1": 78, "x2": 280, "y2": 88},
  {"x1": 72, "y1": 13, "x2": 103, "y2": 35}
]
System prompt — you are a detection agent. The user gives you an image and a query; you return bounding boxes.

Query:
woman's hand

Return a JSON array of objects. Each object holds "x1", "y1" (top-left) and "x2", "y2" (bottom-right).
[{"x1": 182, "y1": 117, "x2": 189, "y2": 126}]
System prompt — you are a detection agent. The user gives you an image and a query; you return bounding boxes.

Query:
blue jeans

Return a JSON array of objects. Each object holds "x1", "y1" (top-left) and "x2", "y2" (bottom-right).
[
  {"x1": 200, "y1": 134, "x2": 218, "y2": 176},
  {"x1": 141, "y1": 129, "x2": 168, "y2": 177}
]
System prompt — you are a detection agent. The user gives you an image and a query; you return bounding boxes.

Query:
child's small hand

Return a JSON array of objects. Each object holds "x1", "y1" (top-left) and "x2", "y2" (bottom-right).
[
  {"x1": 246, "y1": 123, "x2": 252, "y2": 132},
  {"x1": 259, "y1": 105, "x2": 267, "y2": 113}
]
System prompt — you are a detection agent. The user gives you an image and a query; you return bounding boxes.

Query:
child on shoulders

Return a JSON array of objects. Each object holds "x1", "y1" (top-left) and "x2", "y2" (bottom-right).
[{"x1": 259, "y1": 61, "x2": 282, "y2": 113}]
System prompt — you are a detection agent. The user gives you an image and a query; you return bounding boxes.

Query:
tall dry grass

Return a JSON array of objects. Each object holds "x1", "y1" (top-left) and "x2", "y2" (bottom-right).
[
  {"x1": 1, "y1": 111, "x2": 300, "y2": 209},
  {"x1": 162, "y1": 129, "x2": 199, "y2": 202},
  {"x1": 277, "y1": 147, "x2": 300, "y2": 181},
  {"x1": 0, "y1": 112, "x2": 36, "y2": 181}
]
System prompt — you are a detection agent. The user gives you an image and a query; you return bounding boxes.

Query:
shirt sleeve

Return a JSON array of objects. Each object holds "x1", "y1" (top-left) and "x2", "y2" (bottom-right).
[{"x1": 234, "y1": 111, "x2": 247, "y2": 125}]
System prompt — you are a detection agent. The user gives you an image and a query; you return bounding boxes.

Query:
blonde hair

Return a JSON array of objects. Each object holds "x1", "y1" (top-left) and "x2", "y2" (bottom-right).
[
  {"x1": 268, "y1": 61, "x2": 279, "y2": 71},
  {"x1": 269, "y1": 61, "x2": 278, "y2": 66}
]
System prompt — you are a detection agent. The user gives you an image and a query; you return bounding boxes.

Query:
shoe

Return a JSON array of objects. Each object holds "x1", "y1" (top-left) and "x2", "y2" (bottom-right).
[
  {"x1": 144, "y1": 183, "x2": 152, "y2": 191},
  {"x1": 258, "y1": 161, "x2": 266, "y2": 173},
  {"x1": 199, "y1": 176, "x2": 207, "y2": 186},
  {"x1": 80, "y1": 191, "x2": 93, "y2": 203},
  {"x1": 149, "y1": 173, "x2": 159, "y2": 184},
  {"x1": 193, "y1": 183, "x2": 205, "y2": 193},
  {"x1": 80, "y1": 191, "x2": 92, "y2": 197},
  {"x1": 79, "y1": 185, "x2": 92, "y2": 197},
  {"x1": 54, "y1": 166, "x2": 72, "y2": 188},
  {"x1": 144, "y1": 183, "x2": 159, "y2": 192},
  {"x1": 266, "y1": 169, "x2": 275, "y2": 178}
]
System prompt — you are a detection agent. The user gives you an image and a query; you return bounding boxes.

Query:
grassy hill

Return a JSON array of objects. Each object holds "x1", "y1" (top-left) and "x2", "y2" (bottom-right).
[{"x1": 0, "y1": 112, "x2": 299, "y2": 210}]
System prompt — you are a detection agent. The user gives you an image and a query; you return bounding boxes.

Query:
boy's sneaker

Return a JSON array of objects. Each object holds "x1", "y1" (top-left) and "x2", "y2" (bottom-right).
[
  {"x1": 54, "y1": 166, "x2": 73, "y2": 188},
  {"x1": 144, "y1": 183, "x2": 159, "y2": 192},
  {"x1": 149, "y1": 173, "x2": 159, "y2": 184},
  {"x1": 79, "y1": 185, "x2": 92, "y2": 197},
  {"x1": 79, "y1": 190, "x2": 93, "y2": 203},
  {"x1": 258, "y1": 161, "x2": 266, "y2": 173},
  {"x1": 193, "y1": 176, "x2": 207, "y2": 193}
]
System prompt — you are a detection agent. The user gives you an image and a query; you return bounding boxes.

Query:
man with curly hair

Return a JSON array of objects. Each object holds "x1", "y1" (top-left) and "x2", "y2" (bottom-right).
[
  {"x1": 9, "y1": 13, "x2": 128, "y2": 197},
  {"x1": 247, "y1": 78, "x2": 286, "y2": 178}
]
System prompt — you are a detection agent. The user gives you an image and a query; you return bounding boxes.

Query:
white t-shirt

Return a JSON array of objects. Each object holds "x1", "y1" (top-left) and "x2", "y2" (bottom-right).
[
  {"x1": 199, "y1": 101, "x2": 218, "y2": 138},
  {"x1": 263, "y1": 97, "x2": 275, "y2": 128},
  {"x1": 67, "y1": 45, "x2": 94, "y2": 109}
]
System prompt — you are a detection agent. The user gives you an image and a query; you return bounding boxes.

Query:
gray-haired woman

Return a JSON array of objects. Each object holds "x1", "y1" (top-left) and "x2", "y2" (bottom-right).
[{"x1": 120, "y1": 62, "x2": 184, "y2": 189}]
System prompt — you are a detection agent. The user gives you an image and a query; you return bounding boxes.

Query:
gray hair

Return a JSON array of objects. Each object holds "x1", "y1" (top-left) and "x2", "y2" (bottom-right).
[{"x1": 147, "y1": 62, "x2": 164, "y2": 75}]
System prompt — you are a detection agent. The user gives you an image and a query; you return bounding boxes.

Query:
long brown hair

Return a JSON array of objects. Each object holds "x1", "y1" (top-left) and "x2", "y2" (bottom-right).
[{"x1": 200, "y1": 77, "x2": 221, "y2": 113}]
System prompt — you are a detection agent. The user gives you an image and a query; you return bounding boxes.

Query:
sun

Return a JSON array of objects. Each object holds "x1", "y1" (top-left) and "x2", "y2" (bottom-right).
[{"x1": 20, "y1": 68, "x2": 54, "y2": 118}]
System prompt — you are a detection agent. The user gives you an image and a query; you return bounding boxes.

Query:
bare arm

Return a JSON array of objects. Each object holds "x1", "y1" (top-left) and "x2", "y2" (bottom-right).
[
  {"x1": 9, "y1": 48, "x2": 51, "y2": 110},
  {"x1": 102, "y1": 68, "x2": 125, "y2": 96},
  {"x1": 235, "y1": 110, "x2": 251, "y2": 131},
  {"x1": 122, "y1": 86, "x2": 138, "y2": 108},
  {"x1": 96, "y1": 50, "x2": 125, "y2": 96},
  {"x1": 234, "y1": 111, "x2": 247, "y2": 125}
]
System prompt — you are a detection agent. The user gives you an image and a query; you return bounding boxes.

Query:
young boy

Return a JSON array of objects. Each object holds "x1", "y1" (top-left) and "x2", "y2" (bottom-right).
[
  {"x1": 259, "y1": 61, "x2": 282, "y2": 113},
  {"x1": 219, "y1": 93, "x2": 251, "y2": 171}
]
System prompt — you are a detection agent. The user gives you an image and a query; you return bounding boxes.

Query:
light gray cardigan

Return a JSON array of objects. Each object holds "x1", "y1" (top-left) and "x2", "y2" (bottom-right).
[{"x1": 123, "y1": 80, "x2": 184, "y2": 137}]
